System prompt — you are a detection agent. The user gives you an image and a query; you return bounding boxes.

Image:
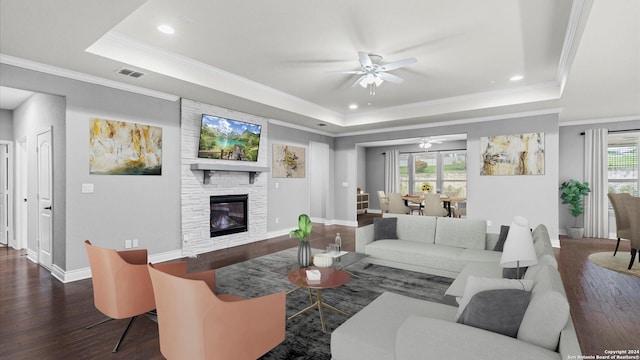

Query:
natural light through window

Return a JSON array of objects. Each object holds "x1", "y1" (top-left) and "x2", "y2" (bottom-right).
[
  {"x1": 399, "y1": 151, "x2": 467, "y2": 197},
  {"x1": 608, "y1": 133, "x2": 639, "y2": 197}
]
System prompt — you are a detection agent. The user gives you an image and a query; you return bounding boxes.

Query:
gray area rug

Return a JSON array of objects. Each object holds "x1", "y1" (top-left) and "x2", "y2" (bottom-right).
[{"x1": 213, "y1": 248, "x2": 454, "y2": 360}]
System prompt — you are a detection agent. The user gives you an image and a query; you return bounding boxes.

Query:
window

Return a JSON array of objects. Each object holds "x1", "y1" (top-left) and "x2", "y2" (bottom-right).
[
  {"x1": 399, "y1": 150, "x2": 467, "y2": 196},
  {"x1": 608, "y1": 134, "x2": 639, "y2": 197},
  {"x1": 442, "y1": 151, "x2": 467, "y2": 197}
]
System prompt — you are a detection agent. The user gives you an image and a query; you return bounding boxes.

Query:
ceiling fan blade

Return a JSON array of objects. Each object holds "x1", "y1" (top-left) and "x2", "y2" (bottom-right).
[
  {"x1": 358, "y1": 52, "x2": 373, "y2": 67},
  {"x1": 351, "y1": 75, "x2": 366, "y2": 88},
  {"x1": 327, "y1": 70, "x2": 364, "y2": 74},
  {"x1": 378, "y1": 72, "x2": 405, "y2": 84},
  {"x1": 380, "y1": 57, "x2": 417, "y2": 71}
]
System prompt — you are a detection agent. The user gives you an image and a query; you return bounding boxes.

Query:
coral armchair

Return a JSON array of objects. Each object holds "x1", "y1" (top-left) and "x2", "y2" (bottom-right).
[
  {"x1": 148, "y1": 263, "x2": 286, "y2": 360},
  {"x1": 83, "y1": 240, "x2": 187, "y2": 352}
]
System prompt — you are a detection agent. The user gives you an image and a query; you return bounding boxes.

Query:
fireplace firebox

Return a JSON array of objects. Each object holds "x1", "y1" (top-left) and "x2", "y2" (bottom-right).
[{"x1": 210, "y1": 194, "x2": 248, "y2": 237}]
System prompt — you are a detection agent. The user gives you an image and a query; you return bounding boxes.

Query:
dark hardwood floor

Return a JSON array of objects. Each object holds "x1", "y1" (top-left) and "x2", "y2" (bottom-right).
[{"x1": 0, "y1": 215, "x2": 638, "y2": 359}]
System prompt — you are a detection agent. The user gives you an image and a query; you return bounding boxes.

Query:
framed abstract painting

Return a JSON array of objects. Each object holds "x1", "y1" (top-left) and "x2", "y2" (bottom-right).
[
  {"x1": 272, "y1": 144, "x2": 305, "y2": 178},
  {"x1": 89, "y1": 118, "x2": 162, "y2": 175},
  {"x1": 480, "y1": 132, "x2": 544, "y2": 175}
]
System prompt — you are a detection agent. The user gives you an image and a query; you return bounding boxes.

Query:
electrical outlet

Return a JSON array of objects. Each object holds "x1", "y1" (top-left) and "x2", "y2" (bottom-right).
[
  {"x1": 125, "y1": 239, "x2": 132, "y2": 249},
  {"x1": 132, "y1": 239, "x2": 138, "y2": 248},
  {"x1": 486, "y1": 220, "x2": 492, "y2": 227},
  {"x1": 275, "y1": 218, "x2": 279, "y2": 224}
]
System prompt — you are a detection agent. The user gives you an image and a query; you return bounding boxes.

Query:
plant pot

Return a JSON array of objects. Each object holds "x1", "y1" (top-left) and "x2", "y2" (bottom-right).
[
  {"x1": 567, "y1": 227, "x2": 584, "y2": 239},
  {"x1": 297, "y1": 240, "x2": 312, "y2": 267}
]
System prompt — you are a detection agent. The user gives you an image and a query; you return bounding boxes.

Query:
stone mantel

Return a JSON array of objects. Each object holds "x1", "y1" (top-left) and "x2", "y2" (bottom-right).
[{"x1": 190, "y1": 163, "x2": 271, "y2": 184}]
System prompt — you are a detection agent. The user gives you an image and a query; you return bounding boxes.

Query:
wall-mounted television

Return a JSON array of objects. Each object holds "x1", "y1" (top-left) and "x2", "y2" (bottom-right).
[{"x1": 198, "y1": 114, "x2": 262, "y2": 161}]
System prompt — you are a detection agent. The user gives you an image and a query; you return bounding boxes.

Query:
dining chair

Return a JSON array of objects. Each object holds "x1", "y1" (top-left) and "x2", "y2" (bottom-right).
[
  {"x1": 84, "y1": 240, "x2": 189, "y2": 352},
  {"x1": 624, "y1": 196, "x2": 640, "y2": 270},
  {"x1": 422, "y1": 193, "x2": 448, "y2": 217},
  {"x1": 607, "y1": 193, "x2": 632, "y2": 256},
  {"x1": 387, "y1": 193, "x2": 412, "y2": 214},
  {"x1": 377, "y1": 190, "x2": 390, "y2": 213},
  {"x1": 453, "y1": 200, "x2": 467, "y2": 218},
  {"x1": 148, "y1": 263, "x2": 286, "y2": 360}
]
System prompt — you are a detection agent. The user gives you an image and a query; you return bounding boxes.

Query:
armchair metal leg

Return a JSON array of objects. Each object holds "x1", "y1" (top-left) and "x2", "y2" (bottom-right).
[
  {"x1": 628, "y1": 249, "x2": 637, "y2": 270},
  {"x1": 614, "y1": 238, "x2": 621, "y2": 256},
  {"x1": 86, "y1": 317, "x2": 113, "y2": 329},
  {"x1": 112, "y1": 316, "x2": 137, "y2": 353}
]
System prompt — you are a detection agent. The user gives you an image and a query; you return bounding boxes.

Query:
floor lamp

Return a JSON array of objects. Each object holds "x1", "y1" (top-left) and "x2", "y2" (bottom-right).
[{"x1": 500, "y1": 216, "x2": 538, "y2": 278}]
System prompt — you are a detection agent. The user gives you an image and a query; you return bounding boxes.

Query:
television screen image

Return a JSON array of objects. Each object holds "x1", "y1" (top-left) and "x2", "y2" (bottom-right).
[{"x1": 198, "y1": 114, "x2": 262, "y2": 161}]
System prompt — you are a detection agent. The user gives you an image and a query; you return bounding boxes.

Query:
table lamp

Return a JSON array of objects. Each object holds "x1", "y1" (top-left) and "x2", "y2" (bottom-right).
[{"x1": 500, "y1": 216, "x2": 538, "y2": 278}]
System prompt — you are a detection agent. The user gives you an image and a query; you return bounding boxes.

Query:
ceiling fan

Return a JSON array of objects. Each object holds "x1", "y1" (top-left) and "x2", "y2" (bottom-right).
[
  {"x1": 418, "y1": 137, "x2": 443, "y2": 149},
  {"x1": 334, "y1": 52, "x2": 417, "y2": 95}
]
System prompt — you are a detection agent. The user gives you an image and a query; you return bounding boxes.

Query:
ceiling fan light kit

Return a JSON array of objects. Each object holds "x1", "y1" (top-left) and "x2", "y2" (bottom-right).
[{"x1": 338, "y1": 52, "x2": 417, "y2": 95}]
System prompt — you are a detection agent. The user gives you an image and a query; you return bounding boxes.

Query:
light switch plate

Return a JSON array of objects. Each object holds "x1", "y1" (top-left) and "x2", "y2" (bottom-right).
[{"x1": 82, "y1": 183, "x2": 94, "y2": 193}]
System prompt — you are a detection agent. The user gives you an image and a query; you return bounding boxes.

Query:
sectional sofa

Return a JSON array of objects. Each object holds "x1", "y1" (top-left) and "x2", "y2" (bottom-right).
[{"x1": 331, "y1": 214, "x2": 581, "y2": 360}]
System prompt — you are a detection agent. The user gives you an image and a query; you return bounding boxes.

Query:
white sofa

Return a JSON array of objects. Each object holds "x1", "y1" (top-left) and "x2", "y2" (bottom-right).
[
  {"x1": 356, "y1": 213, "x2": 503, "y2": 278},
  {"x1": 332, "y1": 215, "x2": 582, "y2": 360}
]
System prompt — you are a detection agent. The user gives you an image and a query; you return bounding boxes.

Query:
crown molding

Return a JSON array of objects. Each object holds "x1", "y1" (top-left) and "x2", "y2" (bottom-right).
[
  {"x1": 559, "y1": 115, "x2": 640, "y2": 127},
  {"x1": 268, "y1": 118, "x2": 334, "y2": 137},
  {"x1": 0, "y1": 54, "x2": 179, "y2": 102},
  {"x1": 87, "y1": 32, "x2": 345, "y2": 126},
  {"x1": 556, "y1": 0, "x2": 593, "y2": 94},
  {"x1": 338, "y1": 109, "x2": 562, "y2": 137}
]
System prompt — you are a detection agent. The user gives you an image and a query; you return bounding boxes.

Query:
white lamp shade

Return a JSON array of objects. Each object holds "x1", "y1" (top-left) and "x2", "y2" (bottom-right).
[{"x1": 500, "y1": 216, "x2": 538, "y2": 268}]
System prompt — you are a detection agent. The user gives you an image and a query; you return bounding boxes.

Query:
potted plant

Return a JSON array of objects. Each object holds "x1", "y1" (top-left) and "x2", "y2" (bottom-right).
[
  {"x1": 289, "y1": 213, "x2": 313, "y2": 267},
  {"x1": 560, "y1": 179, "x2": 591, "y2": 239}
]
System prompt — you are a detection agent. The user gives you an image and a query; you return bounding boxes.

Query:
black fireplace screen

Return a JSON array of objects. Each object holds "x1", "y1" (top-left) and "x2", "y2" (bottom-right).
[{"x1": 210, "y1": 194, "x2": 248, "y2": 237}]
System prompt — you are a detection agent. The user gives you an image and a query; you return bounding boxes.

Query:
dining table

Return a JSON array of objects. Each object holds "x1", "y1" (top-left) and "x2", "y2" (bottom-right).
[{"x1": 402, "y1": 194, "x2": 466, "y2": 217}]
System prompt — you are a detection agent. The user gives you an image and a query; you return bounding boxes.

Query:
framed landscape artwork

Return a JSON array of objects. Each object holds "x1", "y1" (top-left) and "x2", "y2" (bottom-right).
[
  {"x1": 480, "y1": 132, "x2": 544, "y2": 175},
  {"x1": 89, "y1": 118, "x2": 162, "y2": 175},
  {"x1": 272, "y1": 144, "x2": 305, "y2": 178}
]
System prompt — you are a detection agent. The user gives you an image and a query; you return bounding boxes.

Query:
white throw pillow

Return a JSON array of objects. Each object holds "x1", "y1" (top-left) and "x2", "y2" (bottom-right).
[{"x1": 455, "y1": 276, "x2": 534, "y2": 321}]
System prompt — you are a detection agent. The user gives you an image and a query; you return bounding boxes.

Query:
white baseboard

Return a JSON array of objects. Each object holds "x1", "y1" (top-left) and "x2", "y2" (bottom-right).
[
  {"x1": 267, "y1": 228, "x2": 292, "y2": 239},
  {"x1": 27, "y1": 248, "x2": 38, "y2": 263},
  {"x1": 50, "y1": 249, "x2": 185, "y2": 283}
]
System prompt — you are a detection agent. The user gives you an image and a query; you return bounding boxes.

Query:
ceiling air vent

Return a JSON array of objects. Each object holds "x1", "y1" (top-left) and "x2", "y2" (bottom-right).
[{"x1": 116, "y1": 68, "x2": 145, "y2": 78}]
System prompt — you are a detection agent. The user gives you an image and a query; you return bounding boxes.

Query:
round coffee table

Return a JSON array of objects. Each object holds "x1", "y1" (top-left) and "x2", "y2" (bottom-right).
[{"x1": 287, "y1": 267, "x2": 350, "y2": 333}]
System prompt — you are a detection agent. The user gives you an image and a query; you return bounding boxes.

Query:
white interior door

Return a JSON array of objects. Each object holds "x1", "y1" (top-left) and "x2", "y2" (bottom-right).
[
  {"x1": 16, "y1": 137, "x2": 27, "y2": 250},
  {"x1": 37, "y1": 129, "x2": 53, "y2": 269},
  {"x1": 0, "y1": 143, "x2": 9, "y2": 247}
]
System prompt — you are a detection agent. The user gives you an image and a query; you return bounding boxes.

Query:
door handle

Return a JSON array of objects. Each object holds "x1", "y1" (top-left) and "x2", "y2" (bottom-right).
[{"x1": 44, "y1": 206, "x2": 52, "y2": 210}]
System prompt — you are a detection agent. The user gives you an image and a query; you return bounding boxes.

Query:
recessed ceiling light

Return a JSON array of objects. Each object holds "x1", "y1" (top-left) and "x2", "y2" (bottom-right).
[
  {"x1": 510, "y1": 75, "x2": 523, "y2": 82},
  {"x1": 349, "y1": 104, "x2": 358, "y2": 110},
  {"x1": 157, "y1": 25, "x2": 175, "y2": 34}
]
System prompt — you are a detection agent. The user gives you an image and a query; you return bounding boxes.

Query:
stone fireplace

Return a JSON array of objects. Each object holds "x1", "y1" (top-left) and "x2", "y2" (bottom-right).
[
  {"x1": 210, "y1": 194, "x2": 248, "y2": 237},
  {"x1": 181, "y1": 99, "x2": 269, "y2": 257}
]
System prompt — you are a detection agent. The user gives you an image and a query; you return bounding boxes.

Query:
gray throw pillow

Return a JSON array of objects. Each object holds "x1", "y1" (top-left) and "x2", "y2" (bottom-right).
[
  {"x1": 373, "y1": 217, "x2": 398, "y2": 241},
  {"x1": 456, "y1": 289, "x2": 531, "y2": 338},
  {"x1": 493, "y1": 225, "x2": 510, "y2": 251}
]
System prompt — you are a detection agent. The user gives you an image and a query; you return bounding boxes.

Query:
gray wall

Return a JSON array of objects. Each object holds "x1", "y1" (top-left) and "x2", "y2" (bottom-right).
[
  {"x1": 336, "y1": 113, "x2": 561, "y2": 240},
  {"x1": 558, "y1": 118, "x2": 640, "y2": 233},
  {"x1": 1, "y1": 63, "x2": 181, "y2": 273},
  {"x1": 0, "y1": 109, "x2": 13, "y2": 140},
  {"x1": 266, "y1": 123, "x2": 335, "y2": 235}
]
